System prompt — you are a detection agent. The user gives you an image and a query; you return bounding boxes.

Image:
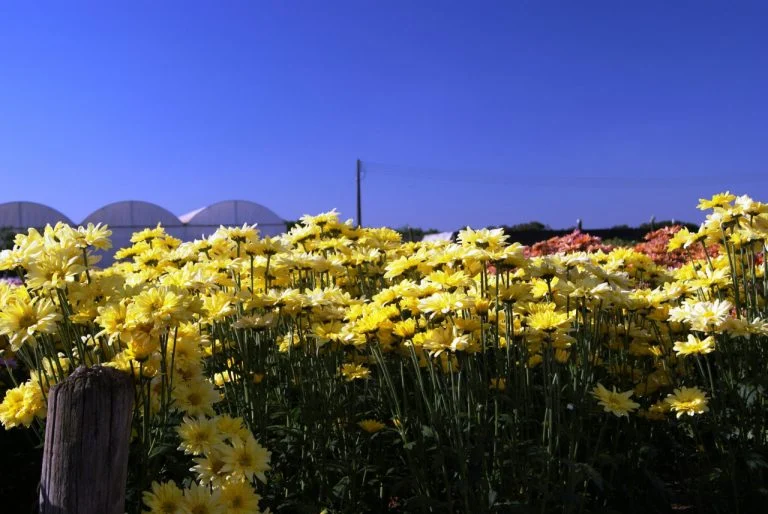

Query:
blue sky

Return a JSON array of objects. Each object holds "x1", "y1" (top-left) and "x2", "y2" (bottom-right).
[{"x1": 1, "y1": 1, "x2": 767, "y2": 231}]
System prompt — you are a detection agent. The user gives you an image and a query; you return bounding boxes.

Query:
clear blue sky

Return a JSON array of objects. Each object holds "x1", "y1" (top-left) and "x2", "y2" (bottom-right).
[{"x1": 1, "y1": 1, "x2": 767, "y2": 231}]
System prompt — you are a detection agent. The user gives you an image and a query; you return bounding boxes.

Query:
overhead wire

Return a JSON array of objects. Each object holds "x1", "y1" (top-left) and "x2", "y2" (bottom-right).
[{"x1": 360, "y1": 160, "x2": 768, "y2": 188}]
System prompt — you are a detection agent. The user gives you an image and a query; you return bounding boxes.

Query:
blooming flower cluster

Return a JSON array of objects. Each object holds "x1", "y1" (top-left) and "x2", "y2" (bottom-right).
[
  {"x1": 526, "y1": 229, "x2": 614, "y2": 257},
  {"x1": 0, "y1": 192, "x2": 766, "y2": 511},
  {"x1": 634, "y1": 225, "x2": 719, "y2": 268}
]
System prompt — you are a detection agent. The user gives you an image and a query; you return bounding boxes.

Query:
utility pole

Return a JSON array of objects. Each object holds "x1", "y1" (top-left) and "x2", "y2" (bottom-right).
[{"x1": 356, "y1": 159, "x2": 362, "y2": 227}]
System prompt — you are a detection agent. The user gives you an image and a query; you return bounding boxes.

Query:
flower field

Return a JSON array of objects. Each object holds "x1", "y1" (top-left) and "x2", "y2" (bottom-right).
[{"x1": 1, "y1": 192, "x2": 767, "y2": 513}]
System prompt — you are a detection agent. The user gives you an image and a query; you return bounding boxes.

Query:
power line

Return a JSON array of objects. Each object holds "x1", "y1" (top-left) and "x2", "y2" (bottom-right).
[{"x1": 360, "y1": 160, "x2": 768, "y2": 188}]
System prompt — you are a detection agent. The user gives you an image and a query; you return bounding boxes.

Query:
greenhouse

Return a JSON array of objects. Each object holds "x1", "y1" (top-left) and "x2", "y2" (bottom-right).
[
  {"x1": 0, "y1": 199, "x2": 287, "y2": 262},
  {"x1": 81, "y1": 201, "x2": 187, "y2": 264},
  {"x1": 180, "y1": 200, "x2": 287, "y2": 238},
  {"x1": 0, "y1": 201, "x2": 74, "y2": 230}
]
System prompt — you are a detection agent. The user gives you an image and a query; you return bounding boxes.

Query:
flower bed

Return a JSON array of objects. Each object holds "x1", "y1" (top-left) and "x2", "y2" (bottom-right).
[{"x1": 1, "y1": 193, "x2": 767, "y2": 513}]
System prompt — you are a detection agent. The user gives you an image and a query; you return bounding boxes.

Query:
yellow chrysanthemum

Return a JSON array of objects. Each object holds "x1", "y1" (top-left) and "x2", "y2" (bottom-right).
[
  {"x1": 665, "y1": 387, "x2": 710, "y2": 418},
  {"x1": 191, "y1": 449, "x2": 228, "y2": 488},
  {"x1": 340, "y1": 363, "x2": 371, "y2": 381},
  {"x1": 220, "y1": 434, "x2": 272, "y2": 484},
  {"x1": 0, "y1": 294, "x2": 61, "y2": 351},
  {"x1": 219, "y1": 480, "x2": 262, "y2": 514},
  {"x1": 142, "y1": 480, "x2": 184, "y2": 514},
  {"x1": 172, "y1": 378, "x2": 221, "y2": 417},
  {"x1": 180, "y1": 482, "x2": 223, "y2": 514},
  {"x1": 591, "y1": 383, "x2": 640, "y2": 418},
  {"x1": 673, "y1": 334, "x2": 716, "y2": 357},
  {"x1": 358, "y1": 419, "x2": 386, "y2": 433},
  {"x1": 527, "y1": 308, "x2": 570, "y2": 333},
  {"x1": 177, "y1": 416, "x2": 225, "y2": 456},
  {"x1": 697, "y1": 192, "x2": 736, "y2": 211},
  {"x1": 0, "y1": 380, "x2": 47, "y2": 429}
]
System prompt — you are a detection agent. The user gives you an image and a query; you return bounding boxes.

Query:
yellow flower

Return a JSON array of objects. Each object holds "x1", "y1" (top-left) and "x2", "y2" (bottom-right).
[
  {"x1": 665, "y1": 386, "x2": 710, "y2": 418},
  {"x1": 669, "y1": 299, "x2": 731, "y2": 332},
  {"x1": 191, "y1": 449, "x2": 228, "y2": 488},
  {"x1": 489, "y1": 378, "x2": 506, "y2": 391},
  {"x1": 310, "y1": 320, "x2": 344, "y2": 345},
  {"x1": 245, "y1": 235, "x2": 289, "y2": 256},
  {"x1": 457, "y1": 227, "x2": 508, "y2": 250},
  {"x1": 358, "y1": 419, "x2": 386, "y2": 433},
  {"x1": 75, "y1": 223, "x2": 113, "y2": 250},
  {"x1": 673, "y1": 334, "x2": 716, "y2": 357},
  {"x1": 0, "y1": 293, "x2": 61, "y2": 351},
  {"x1": 554, "y1": 348, "x2": 570, "y2": 363},
  {"x1": 340, "y1": 363, "x2": 370, "y2": 381},
  {"x1": 384, "y1": 255, "x2": 422, "y2": 279},
  {"x1": 431, "y1": 270, "x2": 474, "y2": 290},
  {"x1": 219, "y1": 223, "x2": 259, "y2": 244},
  {"x1": 421, "y1": 326, "x2": 471, "y2": 356},
  {"x1": 214, "y1": 414, "x2": 250, "y2": 442},
  {"x1": 527, "y1": 307, "x2": 570, "y2": 333},
  {"x1": 497, "y1": 283, "x2": 533, "y2": 304},
  {"x1": 454, "y1": 317, "x2": 481, "y2": 333},
  {"x1": 131, "y1": 287, "x2": 192, "y2": 327},
  {"x1": 0, "y1": 387, "x2": 28, "y2": 429},
  {"x1": 131, "y1": 224, "x2": 167, "y2": 243},
  {"x1": 172, "y1": 378, "x2": 221, "y2": 417},
  {"x1": 220, "y1": 434, "x2": 272, "y2": 484},
  {"x1": 219, "y1": 481, "x2": 262, "y2": 514},
  {"x1": 591, "y1": 383, "x2": 640, "y2": 418},
  {"x1": 666, "y1": 227, "x2": 695, "y2": 251},
  {"x1": 24, "y1": 247, "x2": 87, "y2": 289},
  {"x1": 643, "y1": 400, "x2": 671, "y2": 421},
  {"x1": 392, "y1": 318, "x2": 417, "y2": 339},
  {"x1": 177, "y1": 417, "x2": 225, "y2": 455},
  {"x1": 418, "y1": 291, "x2": 475, "y2": 318},
  {"x1": 233, "y1": 313, "x2": 277, "y2": 331},
  {"x1": 0, "y1": 380, "x2": 47, "y2": 429},
  {"x1": 697, "y1": 192, "x2": 736, "y2": 211},
  {"x1": 687, "y1": 299, "x2": 732, "y2": 332},
  {"x1": 143, "y1": 480, "x2": 184, "y2": 514},
  {"x1": 125, "y1": 326, "x2": 161, "y2": 362},
  {"x1": 213, "y1": 372, "x2": 236, "y2": 387},
  {"x1": 202, "y1": 291, "x2": 236, "y2": 321},
  {"x1": 180, "y1": 482, "x2": 223, "y2": 514},
  {"x1": 169, "y1": 335, "x2": 204, "y2": 368},
  {"x1": 474, "y1": 297, "x2": 491, "y2": 314}
]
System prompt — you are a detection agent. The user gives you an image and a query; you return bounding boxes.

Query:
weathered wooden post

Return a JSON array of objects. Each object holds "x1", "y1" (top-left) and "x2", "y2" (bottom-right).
[{"x1": 39, "y1": 365, "x2": 134, "y2": 514}]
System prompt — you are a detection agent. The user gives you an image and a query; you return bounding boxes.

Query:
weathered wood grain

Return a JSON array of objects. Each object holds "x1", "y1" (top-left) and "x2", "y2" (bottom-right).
[{"x1": 39, "y1": 365, "x2": 133, "y2": 514}]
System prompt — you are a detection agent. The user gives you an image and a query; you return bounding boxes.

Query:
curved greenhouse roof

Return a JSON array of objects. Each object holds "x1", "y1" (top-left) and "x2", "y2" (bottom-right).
[
  {"x1": 0, "y1": 201, "x2": 74, "y2": 229},
  {"x1": 1, "y1": 199, "x2": 287, "y2": 261},
  {"x1": 81, "y1": 201, "x2": 185, "y2": 265},
  {"x1": 182, "y1": 200, "x2": 286, "y2": 237},
  {"x1": 82, "y1": 200, "x2": 182, "y2": 227}
]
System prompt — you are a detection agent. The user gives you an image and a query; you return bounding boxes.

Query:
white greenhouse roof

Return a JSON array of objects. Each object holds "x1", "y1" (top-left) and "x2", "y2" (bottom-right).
[
  {"x1": 182, "y1": 200, "x2": 287, "y2": 237},
  {"x1": 0, "y1": 201, "x2": 74, "y2": 229},
  {"x1": 82, "y1": 200, "x2": 183, "y2": 227},
  {"x1": 422, "y1": 232, "x2": 454, "y2": 242},
  {"x1": 178, "y1": 206, "x2": 206, "y2": 224},
  {"x1": 0, "y1": 199, "x2": 287, "y2": 262},
  {"x1": 182, "y1": 200, "x2": 285, "y2": 227}
]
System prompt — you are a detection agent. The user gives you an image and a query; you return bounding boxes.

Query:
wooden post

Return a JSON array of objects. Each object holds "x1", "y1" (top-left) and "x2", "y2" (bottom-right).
[{"x1": 39, "y1": 365, "x2": 134, "y2": 514}]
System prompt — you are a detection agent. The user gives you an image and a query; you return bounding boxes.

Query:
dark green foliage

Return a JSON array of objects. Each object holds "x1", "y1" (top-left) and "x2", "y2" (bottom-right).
[
  {"x1": 395, "y1": 227, "x2": 440, "y2": 242},
  {"x1": 1, "y1": 226, "x2": 16, "y2": 250}
]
